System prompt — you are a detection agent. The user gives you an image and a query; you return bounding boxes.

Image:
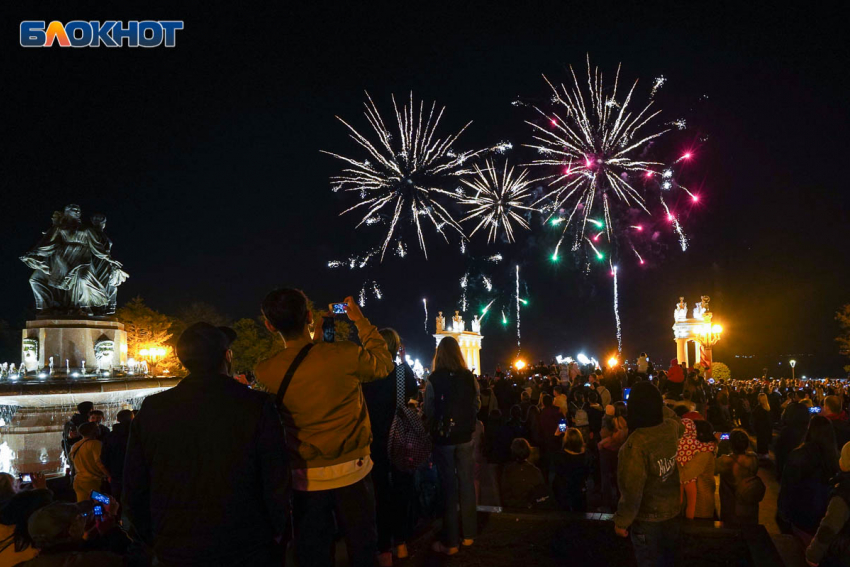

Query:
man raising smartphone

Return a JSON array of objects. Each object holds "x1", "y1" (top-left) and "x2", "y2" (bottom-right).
[{"x1": 255, "y1": 289, "x2": 393, "y2": 567}]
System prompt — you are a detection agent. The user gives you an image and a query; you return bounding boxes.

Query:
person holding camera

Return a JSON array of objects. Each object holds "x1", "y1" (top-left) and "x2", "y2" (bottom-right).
[{"x1": 255, "y1": 289, "x2": 394, "y2": 567}]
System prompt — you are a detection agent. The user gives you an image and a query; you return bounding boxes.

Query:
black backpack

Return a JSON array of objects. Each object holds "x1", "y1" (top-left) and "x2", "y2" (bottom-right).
[{"x1": 430, "y1": 370, "x2": 476, "y2": 444}]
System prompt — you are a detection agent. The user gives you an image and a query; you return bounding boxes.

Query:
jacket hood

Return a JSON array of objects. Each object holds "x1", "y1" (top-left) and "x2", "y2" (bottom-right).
[
  {"x1": 627, "y1": 382, "x2": 664, "y2": 430},
  {"x1": 670, "y1": 358, "x2": 679, "y2": 366}
]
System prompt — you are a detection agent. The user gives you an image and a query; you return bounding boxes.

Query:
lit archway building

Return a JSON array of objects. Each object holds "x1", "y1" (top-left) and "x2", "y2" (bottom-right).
[{"x1": 672, "y1": 295, "x2": 722, "y2": 374}]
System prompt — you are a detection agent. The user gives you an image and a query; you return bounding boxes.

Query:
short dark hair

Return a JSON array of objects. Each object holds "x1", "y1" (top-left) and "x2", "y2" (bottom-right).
[
  {"x1": 76, "y1": 402, "x2": 93, "y2": 415},
  {"x1": 262, "y1": 288, "x2": 310, "y2": 339},
  {"x1": 542, "y1": 394, "x2": 553, "y2": 407},
  {"x1": 694, "y1": 419, "x2": 716, "y2": 443},
  {"x1": 176, "y1": 322, "x2": 230, "y2": 374},
  {"x1": 510, "y1": 438, "x2": 531, "y2": 462},
  {"x1": 729, "y1": 430, "x2": 750, "y2": 454},
  {"x1": 78, "y1": 422, "x2": 98, "y2": 438},
  {"x1": 116, "y1": 410, "x2": 133, "y2": 424},
  {"x1": 89, "y1": 410, "x2": 104, "y2": 417}
]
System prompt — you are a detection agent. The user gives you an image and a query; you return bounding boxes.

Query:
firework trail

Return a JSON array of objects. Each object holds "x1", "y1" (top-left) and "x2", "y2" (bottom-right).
[
  {"x1": 459, "y1": 159, "x2": 537, "y2": 243},
  {"x1": 482, "y1": 276, "x2": 493, "y2": 292},
  {"x1": 610, "y1": 261, "x2": 622, "y2": 352},
  {"x1": 632, "y1": 247, "x2": 644, "y2": 265},
  {"x1": 460, "y1": 272, "x2": 469, "y2": 312},
  {"x1": 357, "y1": 280, "x2": 383, "y2": 307},
  {"x1": 324, "y1": 92, "x2": 486, "y2": 260},
  {"x1": 423, "y1": 298, "x2": 428, "y2": 333},
  {"x1": 516, "y1": 265, "x2": 521, "y2": 351},
  {"x1": 480, "y1": 298, "x2": 497, "y2": 320}
]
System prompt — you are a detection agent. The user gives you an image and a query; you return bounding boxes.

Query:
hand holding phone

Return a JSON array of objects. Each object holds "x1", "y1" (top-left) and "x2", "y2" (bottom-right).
[
  {"x1": 331, "y1": 303, "x2": 347, "y2": 315},
  {"x1": 558, "y1": 418, "x2": 567, "y2": 433},
  {"x1": 720, "y1": 433, "x2": 730, "y2": 440},
  {"x1": 90, "y1": 490, "x2": 111, "y2": 506}
]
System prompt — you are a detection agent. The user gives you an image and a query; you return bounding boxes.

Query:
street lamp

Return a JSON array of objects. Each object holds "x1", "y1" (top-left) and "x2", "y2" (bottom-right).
[
  {"x1": 790, "y1": 359, "x2": 796, "y2": 381},
  {"x1": 698, "y1": 323, "x2": 723, "y2": 378},
  {"x1": 139, "y1": 347, "x2": 167, "y2": 375}
]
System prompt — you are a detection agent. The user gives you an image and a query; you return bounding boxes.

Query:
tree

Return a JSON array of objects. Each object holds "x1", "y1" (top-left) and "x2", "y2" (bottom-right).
[
  {"x1": 711, "y1": 362, "x2": 731, "y2": 381},
  {"x1": 116, "y1": 296, "x2": 183, "y2": 375},
  {"x1": 836, "y1": 303, "x2": 850, "y2": 371},
  {"x1": 230, "y1": 317, "x2": 283, "y2": 373},
  {"x1": 172, "y1": 302, "x2": 230, "y2": 341}
]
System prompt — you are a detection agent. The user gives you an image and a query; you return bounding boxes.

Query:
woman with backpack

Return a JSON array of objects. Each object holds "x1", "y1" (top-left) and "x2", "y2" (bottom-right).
[
  {"x1": 362, "y1": 328, "x2": 420, "y2": 566},
  {"x1": 424, "y1": 336, "x2": 481, "y2": 556}
]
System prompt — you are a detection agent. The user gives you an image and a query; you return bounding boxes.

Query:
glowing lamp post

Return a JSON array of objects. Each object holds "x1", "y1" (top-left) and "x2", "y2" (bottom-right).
[
  {"x1": 698, "y1": 323, "x2": 722, "y2": 378},
  {"x1": 790, "y1": 359, "x2": 796, "y2": 381},
  {"x1": 139, "y1": 346, "x2": 167, "y2": 376}
]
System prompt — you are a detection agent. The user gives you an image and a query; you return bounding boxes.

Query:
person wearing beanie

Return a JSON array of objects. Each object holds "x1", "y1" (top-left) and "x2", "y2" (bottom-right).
[
  {"x1": 613, "y1": 382, "x2": 684, "y2": 567},
  {"x1": 806, "y1": 441, "x2": 850, "y2": 566}
]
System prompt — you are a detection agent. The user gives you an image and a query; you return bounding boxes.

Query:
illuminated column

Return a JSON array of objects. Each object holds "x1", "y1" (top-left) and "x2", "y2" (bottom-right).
[{"x1": 676, "y1": 338, "x2": 687, "y2": 365}]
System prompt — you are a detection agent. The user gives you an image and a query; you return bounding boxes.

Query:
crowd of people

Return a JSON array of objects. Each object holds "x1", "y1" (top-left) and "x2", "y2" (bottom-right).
[{"x1": 2, "y1": 289, "x2": 850, "y2": 567}]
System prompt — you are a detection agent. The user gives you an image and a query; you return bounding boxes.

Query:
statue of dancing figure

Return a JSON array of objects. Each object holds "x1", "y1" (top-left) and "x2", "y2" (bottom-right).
[{"x1": 20, "y1": 204, "x2": 129, "y2": 317}]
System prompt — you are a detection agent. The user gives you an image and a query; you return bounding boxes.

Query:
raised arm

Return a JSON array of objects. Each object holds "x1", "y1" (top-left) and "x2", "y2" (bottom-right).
[{"x1": 342, "y1": 297, "x2": 393, "y2": 383}]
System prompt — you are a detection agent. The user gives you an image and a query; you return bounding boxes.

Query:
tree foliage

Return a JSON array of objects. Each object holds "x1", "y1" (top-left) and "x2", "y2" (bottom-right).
[
  {"x1": 171, "y1": 302, "x2": 230, "y2": 341},
  {"x1": 230, "y1": 318, "x2": 284, "y2": 373},
  {"x1": 711, "y1": 361, "x2": 731, "y2": 381}
]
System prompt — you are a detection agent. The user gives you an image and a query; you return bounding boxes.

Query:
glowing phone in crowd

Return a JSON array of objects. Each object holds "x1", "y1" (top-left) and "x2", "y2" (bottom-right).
[
  {"x1": 624, "y1": 388, "x2": 631, "y2": 401},
  {"x1": 93, "y1": 505, "x2": 104, "y2": 518},
  {"x1": 720, "y1": 433, "x2": 730, "y2": 440},
  {"x1": 332, "y1": 303, "x2": 347, "y2": 315},
  {"x1": 90, "y1": 490, "x2": 111, "y2": 506},
  {"x1": 19, "y1": 473, "x2": 32, "y2": 483},
  {"x1": 809, "y1": 406, "x2": 822, "y2": 414},
  {"x1": 322, "y1": 317, "x2": 335, "y2": 343},
  {"x1": 558, "y1": 418, "x2": 567, "y2": 432}
]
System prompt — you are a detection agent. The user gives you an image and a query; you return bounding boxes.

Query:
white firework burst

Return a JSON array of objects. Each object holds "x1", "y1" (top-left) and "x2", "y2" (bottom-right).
[
  {"x1": 458, "y1": 159, "x2": 537, "y2": 244},
  {"x1": 525, "y1": 58, "x2": 669, "y2": 254},
  {"x1": 323, "y1": 92, "x2": 484, "y2": 260}
]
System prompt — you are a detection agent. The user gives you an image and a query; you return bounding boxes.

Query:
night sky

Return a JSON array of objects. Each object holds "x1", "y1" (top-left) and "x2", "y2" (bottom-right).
[{"x1": 2, "y1": 3, "x2": 848, "y2": 377}]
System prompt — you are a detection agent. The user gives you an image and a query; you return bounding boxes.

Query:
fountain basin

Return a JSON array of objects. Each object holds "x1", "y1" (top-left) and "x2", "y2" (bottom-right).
[{"x1": 0, "y1": 377, "x2": 181, "y2": 478}]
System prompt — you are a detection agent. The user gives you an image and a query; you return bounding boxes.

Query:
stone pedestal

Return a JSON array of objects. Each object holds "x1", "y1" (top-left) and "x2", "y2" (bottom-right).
[{"x1": 22, "y1": 319, "x2": 128, "y2": 373}]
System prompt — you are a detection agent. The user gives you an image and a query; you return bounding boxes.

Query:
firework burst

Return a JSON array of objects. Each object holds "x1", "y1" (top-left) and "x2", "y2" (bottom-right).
[
  {"x1": 458, "y1": 159, "x2": 538, "y2": 244},
  {"x1": 524, "y1": 57, "x2": 697, "y2": 263},
  {"x1": 324, "y1": 92, "x2": 484, "y2": 260}
]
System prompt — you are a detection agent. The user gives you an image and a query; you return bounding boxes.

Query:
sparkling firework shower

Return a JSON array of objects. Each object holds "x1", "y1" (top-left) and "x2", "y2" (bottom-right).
[
  {"x1": 610, "y1": 261, "x2": 622, "y2": 352},
  {"x1": 524, "y1": 57, "x2": 696, "y2": 264},
  {"x1": 515, "y1": 265, "x2": 521, "y2": 351},
  {"x1": 323, "y1": 92, "x2": 484, "y2": 260},
  {"x1": 459, "y1": 159, "x2": 537, "y2": 243},
  {"x1": 423, "y1": 298, "x2": 428, "y2": 333}
]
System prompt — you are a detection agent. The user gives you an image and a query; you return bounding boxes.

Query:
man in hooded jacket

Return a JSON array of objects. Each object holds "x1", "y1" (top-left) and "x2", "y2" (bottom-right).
[{"x1": 614, "y1": 382, "x2": 684, "y2": 567}]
